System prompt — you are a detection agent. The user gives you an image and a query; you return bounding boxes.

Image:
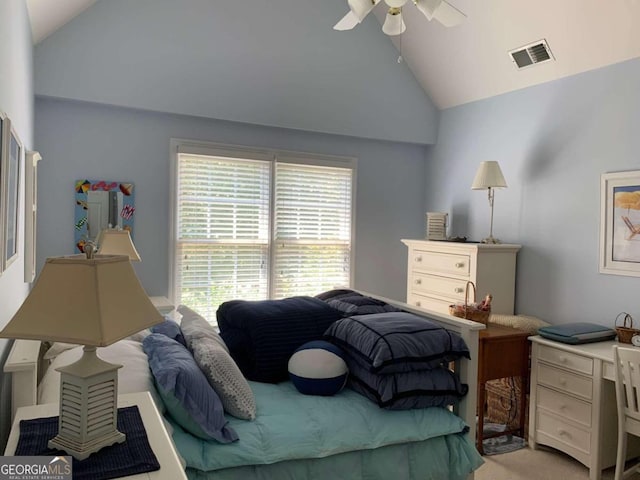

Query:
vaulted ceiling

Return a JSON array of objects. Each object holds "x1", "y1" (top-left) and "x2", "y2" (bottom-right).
[{"x1": 26, "y1": 0, "x2": 640, "y2": 109}]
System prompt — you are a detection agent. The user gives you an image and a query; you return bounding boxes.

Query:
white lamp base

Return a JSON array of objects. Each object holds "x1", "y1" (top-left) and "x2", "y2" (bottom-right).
[
  {"x1": 481, "y1": 236, "x2": 501, "y2": 244},
  {"x1": 49, "y1": 430, "x2": 125, "y2": 461},
  {"x1": 51, "y1": 346, "x2": 125, "y2": 460}
]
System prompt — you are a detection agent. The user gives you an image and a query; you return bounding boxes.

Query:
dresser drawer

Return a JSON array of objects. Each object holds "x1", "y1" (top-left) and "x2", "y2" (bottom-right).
[
  {"x1": 407, "y1": 293, "x2": 450, "y2": 314},
  {"x1": 537, "y1": 386, "x2": 591, "y2": 427},
  {"x1": 538, "y1": 363, "x2": 593, "y2": 401},
  {"x1": 410, "y1": 250, "x2": 470, "y2": 277},
  {"x1": 538, "y1": 345, "x2": 593, "y2": 375},
  {"x1": 536, "y1": 409, "x2": 591, "y2": 456},
  {"x1": 410, "y1": 273, "x2": 467, "y2": 300}
]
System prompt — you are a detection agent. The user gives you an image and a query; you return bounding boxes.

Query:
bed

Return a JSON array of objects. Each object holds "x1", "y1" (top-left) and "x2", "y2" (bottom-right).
[{"x1": 4, "y1": 291, "x2": 485, "y2": 480}]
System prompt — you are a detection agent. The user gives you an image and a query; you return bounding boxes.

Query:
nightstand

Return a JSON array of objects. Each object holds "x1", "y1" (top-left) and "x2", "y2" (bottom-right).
[
  {"x1": 4, "y1": 392, "x2": 187, "y2": 480},
  {"x1": 149, "y1": 296, "x2": 175, "y2": 315},
  {"x1": 477, "y1": 324, "x2": 530, "y2": 454}
]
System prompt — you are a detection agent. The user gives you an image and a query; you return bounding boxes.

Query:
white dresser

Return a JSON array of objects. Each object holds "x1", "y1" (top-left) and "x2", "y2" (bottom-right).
[{"x1": 401, "y1": 239, "x2": 521, "y2": 315}]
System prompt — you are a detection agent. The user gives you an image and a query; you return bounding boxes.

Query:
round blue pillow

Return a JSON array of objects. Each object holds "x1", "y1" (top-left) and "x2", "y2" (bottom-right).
[{"x1": 288, "y1": 340, "x2": 348, "y2": 396}]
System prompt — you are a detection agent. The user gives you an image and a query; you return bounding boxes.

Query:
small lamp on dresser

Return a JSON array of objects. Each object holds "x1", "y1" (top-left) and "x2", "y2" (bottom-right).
[
  {"x1": 471, "y1": 161, "x2": 508, "y2": 244},
  {"x1": 0, "y1": 245, "x2": 163, "y2": 460}
]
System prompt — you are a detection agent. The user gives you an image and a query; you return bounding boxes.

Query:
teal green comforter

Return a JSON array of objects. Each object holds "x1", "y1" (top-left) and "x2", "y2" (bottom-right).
[{"x1": 168, "y1": 381, "x2": 483, "y2": 477}]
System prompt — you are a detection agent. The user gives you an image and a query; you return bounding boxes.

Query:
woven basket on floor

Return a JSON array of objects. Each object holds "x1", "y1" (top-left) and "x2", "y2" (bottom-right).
[
  {"x1": 449, "y1": 281, "x2": 490, "y2": 325},
  {"x1": 615, "y1": 312, "x2": 640, "y2": 344}
]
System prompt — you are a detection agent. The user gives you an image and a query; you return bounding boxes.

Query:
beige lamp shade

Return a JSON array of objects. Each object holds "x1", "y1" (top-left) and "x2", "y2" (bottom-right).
[
  {"x1": 471, "y1": 161, "x2": 508, "y2": 190},
  {"x1": 0, "y1": 255, "x2": 162, "y2": 346},
  {"x1": 97, "y1": 229, "x2": 141, "y2": 261}
]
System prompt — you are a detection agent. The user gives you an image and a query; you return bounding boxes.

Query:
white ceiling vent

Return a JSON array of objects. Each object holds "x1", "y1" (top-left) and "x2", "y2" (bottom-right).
[{"x1": 509, "y1": 39, "x2": 554, "y2": 69}]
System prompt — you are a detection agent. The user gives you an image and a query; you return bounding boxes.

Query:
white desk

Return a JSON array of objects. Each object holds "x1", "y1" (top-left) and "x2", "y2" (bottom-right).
[
  {"x1": 529, "y1": 336, "x2": 640, "y2": 480},
  {"x1": 4, "y1": 392, "x2": 187, "y2": 480}
]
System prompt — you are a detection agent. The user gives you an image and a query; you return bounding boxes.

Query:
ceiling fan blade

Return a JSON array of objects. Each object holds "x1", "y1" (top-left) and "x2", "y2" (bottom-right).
[
  {"x1": 348, "y1": 0, "x2": 380, "y2": 22},
  {"x1": 413, "y1": 0, "x2": 440, "y2": 21},
  {"x1": 432, "y1": 0, "x2": 466, "y2": 27},
  {"x1": 334, "y1": 11, "x2": 360, "y2": 30}
]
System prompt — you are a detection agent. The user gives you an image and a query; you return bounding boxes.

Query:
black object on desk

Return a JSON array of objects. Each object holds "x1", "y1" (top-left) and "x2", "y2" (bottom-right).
[{"x1": 15, "y1": 406, "x2": 160, "y2": 480}]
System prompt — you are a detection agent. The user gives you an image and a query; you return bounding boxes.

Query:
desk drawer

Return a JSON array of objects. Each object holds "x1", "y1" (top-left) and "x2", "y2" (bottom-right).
[
  {"x1": 410, "y1": 273, "x2": 468, "y2": 301},
  {"x1": 538, "y1": 345, "x2": 593, "y2": 375},
  {"x1": 410, "y1": 250, "x2": 470, "y2": 277},
  {"x1": 536, "y1": 409, "x2": 591, "y2": 456},
  {"x1": 538, "y1": 364, "x2": 593, "y2": 401},
  {"x1": 537, "y1": 386, "x2": 591, "y2": 427}
]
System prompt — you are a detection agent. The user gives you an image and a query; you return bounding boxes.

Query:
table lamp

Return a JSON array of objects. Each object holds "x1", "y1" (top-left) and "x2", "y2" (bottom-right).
[
  {"x1": 96, "y1": 228, "x2": 141, "y2": 261},
  {"x1": 471, "y1": 161, "x2": 507, "y2": 244},
  {"x1": 0, "y1": 246, "x2": 163, "y2": 460}
]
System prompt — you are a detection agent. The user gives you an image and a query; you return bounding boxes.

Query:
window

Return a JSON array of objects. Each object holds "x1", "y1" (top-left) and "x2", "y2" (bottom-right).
[{"x1": 172, "y1": 142, "x2": 355, "y2": 323}]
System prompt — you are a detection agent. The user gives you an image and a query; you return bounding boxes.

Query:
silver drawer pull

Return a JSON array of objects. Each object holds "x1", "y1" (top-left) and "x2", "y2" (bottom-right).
[
  {"x1": 455, "y1": 262, "x2": 465, "y2": 268},
  {"x1": 558, "y1": 356, "x2": 568, "y2": 364},
  {"x1": 415, "y1": 256, "x2": 422, "y2": 262},
  {"x1": 559, "y1": 378, "x2": 567, "y2": 386},
  {"x1": 415, "y1": 279, "x2": 422, "y2": 285},
  {"x1": 557, "y1": 428, "x2": 570, "y2": 438},
  {"x1": 454, "y1": 287, "x2": 464, "y2": 294}
]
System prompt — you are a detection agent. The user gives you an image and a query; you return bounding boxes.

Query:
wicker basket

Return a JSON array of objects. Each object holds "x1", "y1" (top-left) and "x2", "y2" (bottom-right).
[
  {"x1": 615, "y1": 312, "x2": 640, "y2": 344},
  {"x1": 485, "y1": 378, "x2": 529, "y2": 438},
  {"x1": 449, "y1": 281, "x2": 491, "y2": 325}
]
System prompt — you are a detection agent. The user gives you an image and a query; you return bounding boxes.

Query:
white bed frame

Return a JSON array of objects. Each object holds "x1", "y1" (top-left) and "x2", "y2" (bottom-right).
[{"x1": 3, "y1": 294, "x2": 483, "y2": 474}]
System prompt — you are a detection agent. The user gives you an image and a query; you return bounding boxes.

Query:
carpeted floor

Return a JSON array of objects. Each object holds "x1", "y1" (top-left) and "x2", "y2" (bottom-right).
[{"x1": 476, "y1": 445, "x2": 640, "y2": 480}]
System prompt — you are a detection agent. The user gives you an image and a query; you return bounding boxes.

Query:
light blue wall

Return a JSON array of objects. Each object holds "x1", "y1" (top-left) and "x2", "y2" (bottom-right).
[
  {"x1": 35, "y1": 97, "x2": 427, "y2": 302},
  {"x1": 34, "y1": 0, "x2": 438, "y2": 145},
  {"x1": 0, "y1": 0, "x2": 33, "y2": 452},
  {"x1": 425, "y1": 57, "x2": 640, "y2": 326}
]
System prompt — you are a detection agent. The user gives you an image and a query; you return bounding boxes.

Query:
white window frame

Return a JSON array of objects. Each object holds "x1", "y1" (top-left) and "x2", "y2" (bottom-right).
[{"x1": 168, "y1": 138, "x2": 357, "y2": 307}]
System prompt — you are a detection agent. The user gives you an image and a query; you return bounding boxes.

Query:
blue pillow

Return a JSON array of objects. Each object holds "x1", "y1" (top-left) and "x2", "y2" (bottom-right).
[
  {"x1": 324, "y1": 312, "x2": 470, "y2": 374},
  {"x1": 142, "y1": 333, "x2": 237, "y2": 443},
  {"x1": 217, "y1": 296, "x2": 344, "y2": 383},
  {"x1": 288, "y1": 340, "x2": 348, "y2": 396},
  {"x1": 347, "y1": 360, "x2": 468, "y2": 410},
  {"x1": 151, "y1": 318, "x2": 187, "y2": 347}
]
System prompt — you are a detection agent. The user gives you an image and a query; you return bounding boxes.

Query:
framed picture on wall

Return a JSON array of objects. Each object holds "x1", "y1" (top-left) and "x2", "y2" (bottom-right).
[
  {"x1": 24, "y1": 151, "x2": 43, "y2": 283},
  {"x1": 2, "y1": 122, "x2": 23, "y2": 269},
  {"x1": 600, "y1": 170, "x2": 640, "y2": 276},
  {"x1": 0, "y1": 112, "x2": 6, "y2": 275}
]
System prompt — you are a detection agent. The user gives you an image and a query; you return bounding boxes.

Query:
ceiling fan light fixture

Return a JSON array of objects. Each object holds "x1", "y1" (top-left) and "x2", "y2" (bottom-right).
[
  {"x1": 348, "y1": 0, "x2": 379, "y2": 21},
  {"x1": 385, "y1": 0, "x2": 409, "y2": 7},
  {"x1": 382, "y1": 7, "x2": 406, "y2": 36}
]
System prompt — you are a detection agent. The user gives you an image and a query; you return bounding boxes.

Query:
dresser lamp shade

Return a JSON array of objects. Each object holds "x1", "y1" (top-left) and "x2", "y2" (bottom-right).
[
  {"x1": 471, "y1": 161, "x2": 508, "y2": 244},
  {"x1": 97, "y1": 229, "x2": 141, "y2": 262},
  {"x1": 471, "y1": 161, "x2": 507, "y2": 190},
  {"x1": 0, "y1": 254, "x2": 163, "y2": 460},
  {"x1": 0, "y1": 255, "x2": 160, "y2": 345}
]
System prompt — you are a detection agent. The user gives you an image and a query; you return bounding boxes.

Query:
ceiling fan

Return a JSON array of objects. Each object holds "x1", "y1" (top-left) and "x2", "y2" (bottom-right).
[{"x1": 334, "y1": 0, "x2": 466, "y2": 36}]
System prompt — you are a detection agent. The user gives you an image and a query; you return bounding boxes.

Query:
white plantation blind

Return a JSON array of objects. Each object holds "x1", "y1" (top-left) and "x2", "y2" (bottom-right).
[
  {"x1": 174, "y1": 144, "x2": 355, "y2": 324},
  {"x1": 274, "y1": 163, "x2": 352, "y2": 298},
  {"x1": 176, "y1": 154, "x2": 271, "y2": 322}
]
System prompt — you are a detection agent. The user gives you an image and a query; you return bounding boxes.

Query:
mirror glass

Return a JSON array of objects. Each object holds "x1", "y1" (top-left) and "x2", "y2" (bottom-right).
[{"x1": 74, "y1": 179, "x2": 135, "y2": 253}]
